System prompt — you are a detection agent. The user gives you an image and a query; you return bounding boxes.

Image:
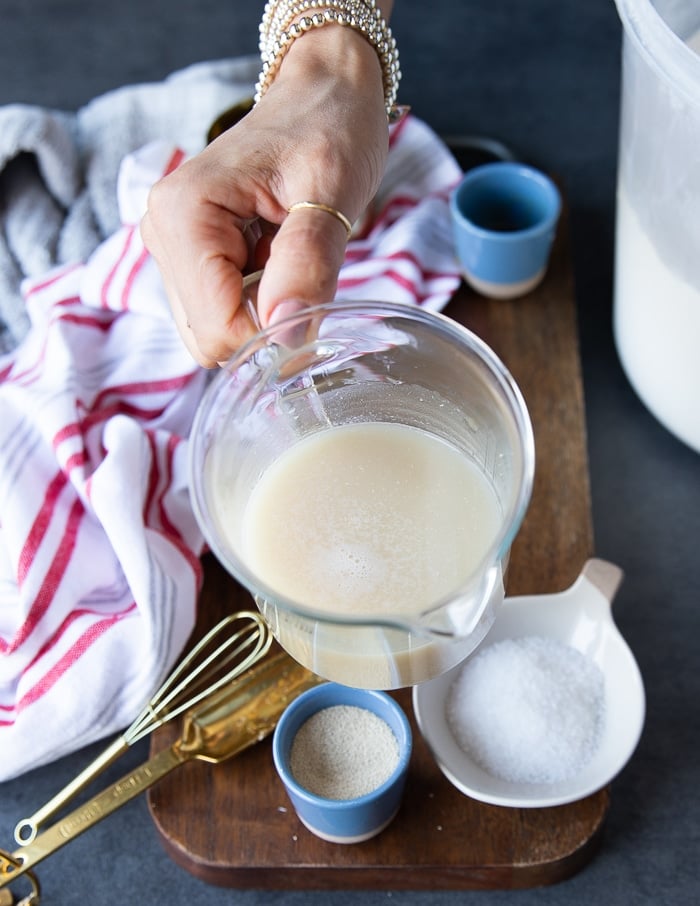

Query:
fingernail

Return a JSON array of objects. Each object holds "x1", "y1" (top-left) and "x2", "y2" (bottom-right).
[{"x1": 268, "y1": 299, "x2": 307, "y2": 326}]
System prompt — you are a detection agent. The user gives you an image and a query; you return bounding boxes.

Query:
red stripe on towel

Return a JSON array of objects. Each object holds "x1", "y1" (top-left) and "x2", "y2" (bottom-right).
[
  {"x1": 100, "y1": 226, "x2": 137, "y2": 309},
  {"x1": 6, "y1": 496, "x2": 85, "y2": 653},
  {"x1": 16, "y1": 472, "x2": 69, "y2": 586},
  {"x1": 0, "y1": 603, "x2": 138, "y2": 723}
]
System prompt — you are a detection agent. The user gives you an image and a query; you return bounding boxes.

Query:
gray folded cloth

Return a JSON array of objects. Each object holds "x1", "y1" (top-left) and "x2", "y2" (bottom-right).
[{"x1": 0, "y1": 55, "x2": 259, "y2": 355}]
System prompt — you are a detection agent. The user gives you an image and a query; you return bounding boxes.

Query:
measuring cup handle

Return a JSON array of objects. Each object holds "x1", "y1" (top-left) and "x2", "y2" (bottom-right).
[{"x1": 581, "y1": 558, "x2": 624, "y2": 604}]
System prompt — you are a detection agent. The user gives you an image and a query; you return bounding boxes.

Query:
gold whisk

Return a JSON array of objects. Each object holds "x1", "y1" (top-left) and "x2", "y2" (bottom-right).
[
  {"x1": 14, "y1": 610, "x2": 272, "y2": 846},
  {"x1": 1, "y1": 649, "x2": 323, "y2": 898}
]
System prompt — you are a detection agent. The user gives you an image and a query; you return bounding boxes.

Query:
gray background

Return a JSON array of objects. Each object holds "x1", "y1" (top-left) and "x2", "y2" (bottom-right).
[{"x1": 0, "y1": 1, "x2": 698, "y2": 903}]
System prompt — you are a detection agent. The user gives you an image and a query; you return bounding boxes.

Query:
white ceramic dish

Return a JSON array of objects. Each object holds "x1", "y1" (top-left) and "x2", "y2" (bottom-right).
[{"x1": 412, "y1": 559, "x2": 645, "y2": 808}]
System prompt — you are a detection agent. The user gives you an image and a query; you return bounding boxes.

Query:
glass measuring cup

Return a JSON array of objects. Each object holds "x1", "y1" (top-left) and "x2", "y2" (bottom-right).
[{"x1": 189, "y1": 296, "x2": 534, "y2": 689}]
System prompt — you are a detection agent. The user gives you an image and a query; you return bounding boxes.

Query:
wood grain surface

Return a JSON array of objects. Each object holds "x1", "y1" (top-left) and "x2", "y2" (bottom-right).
[{"x1": 148, "y1": 201, "x2": 606, "y2": 889}]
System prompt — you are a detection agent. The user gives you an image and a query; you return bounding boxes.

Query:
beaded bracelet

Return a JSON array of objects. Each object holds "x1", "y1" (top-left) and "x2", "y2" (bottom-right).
[
  {"x1": 256, "y1": 0, "x2": 400, "y2": 115},
  {"x1": 254, "y1": 0, "x2": 401, "y2": 119}
]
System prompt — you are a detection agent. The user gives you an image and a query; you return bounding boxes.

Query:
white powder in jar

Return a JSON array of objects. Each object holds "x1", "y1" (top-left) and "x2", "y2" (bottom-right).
[
  {"x1": 446, "y1": 636, "x2": 605, "y2": 784},
  {"x1": 289, "y1": 704, "x2": 400, "y2": 799}
]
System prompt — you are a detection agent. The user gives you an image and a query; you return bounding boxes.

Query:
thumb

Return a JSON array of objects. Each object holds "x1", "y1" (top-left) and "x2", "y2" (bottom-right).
[{"x1": 256, "y1": 204, "x2": 349, "y2": 326}]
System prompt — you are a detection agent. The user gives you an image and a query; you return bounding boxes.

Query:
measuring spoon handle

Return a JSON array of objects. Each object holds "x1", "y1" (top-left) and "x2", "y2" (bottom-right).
[
  {"x1": 1, "y1": 745, "x2": 184, "y2": 886},
  {"x1": 13, "y1": 734, "x2": 130, "y2": 846}
]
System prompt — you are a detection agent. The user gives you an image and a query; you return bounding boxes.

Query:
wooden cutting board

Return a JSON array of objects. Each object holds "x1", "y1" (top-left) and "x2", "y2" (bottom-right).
[{"x1": 148, "y1": 197, "x2": 605, "y2": 889}]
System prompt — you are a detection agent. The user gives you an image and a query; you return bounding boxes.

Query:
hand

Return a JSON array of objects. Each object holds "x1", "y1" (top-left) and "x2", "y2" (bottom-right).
[{"x1": 140, "y1": 24, "x2": 390, "y2": 367}]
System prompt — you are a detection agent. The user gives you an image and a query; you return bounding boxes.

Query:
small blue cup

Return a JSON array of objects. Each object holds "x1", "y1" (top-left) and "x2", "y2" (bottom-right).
[
  {"x1": 272, "y1": 683, "x2": 412, "y2": 844},
  {"x1": 450, "y1": 161, "x2": 561, "y2": 299}
]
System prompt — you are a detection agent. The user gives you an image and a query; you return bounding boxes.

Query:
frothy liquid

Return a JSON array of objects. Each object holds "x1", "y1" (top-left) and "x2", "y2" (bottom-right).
[
  {"x1": 243, "y1": 424, "x2": 499, "y2": 614},
  {"x1": 242, "y1": 422, "x2": 501, "y2": 616},
  {"x1": 213, "y1": 422, "x2": 504, "y2": 688}
]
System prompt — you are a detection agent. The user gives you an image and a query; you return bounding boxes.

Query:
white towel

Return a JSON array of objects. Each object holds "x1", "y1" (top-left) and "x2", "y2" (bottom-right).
[{"x1": 0, "y1": 66, "x2": 461, "y2": 781}]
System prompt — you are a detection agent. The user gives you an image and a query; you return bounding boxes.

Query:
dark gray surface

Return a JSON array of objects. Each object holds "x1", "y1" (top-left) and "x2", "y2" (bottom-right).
[{"x1": 1, "y1": 1, "x2": 698, "y2": 903}]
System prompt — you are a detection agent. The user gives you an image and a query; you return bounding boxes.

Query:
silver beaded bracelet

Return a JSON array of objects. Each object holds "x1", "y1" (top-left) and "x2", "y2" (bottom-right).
[{"x1": 254, "y1": 0, "x2": 401, "y2": 119}]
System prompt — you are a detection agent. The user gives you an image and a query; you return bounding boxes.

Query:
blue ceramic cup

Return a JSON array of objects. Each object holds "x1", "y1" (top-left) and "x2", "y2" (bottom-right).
[
  {"x1": 272, "y1": 683, "x2": 412, "y2": 844},
  {"x1": 450, "y1": 161, "x2": 561, "y2": 299}
]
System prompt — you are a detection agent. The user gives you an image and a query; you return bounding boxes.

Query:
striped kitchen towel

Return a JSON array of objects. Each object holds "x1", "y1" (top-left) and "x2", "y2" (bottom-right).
[
  {"x1": 0, "y1": 57, "x2": 261, "y2": 357},
  {"x1": 0, "y1": 108, "x2": 462, "y2": 781}
]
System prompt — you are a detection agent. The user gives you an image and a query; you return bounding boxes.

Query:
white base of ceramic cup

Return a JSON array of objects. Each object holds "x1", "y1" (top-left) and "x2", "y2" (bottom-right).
[
  {"x1": 464, "y1": 267, "x2": 546, "y2": 300},
  {"x1": 297, "y1": 808, "x2": 399, "y2": 844}
]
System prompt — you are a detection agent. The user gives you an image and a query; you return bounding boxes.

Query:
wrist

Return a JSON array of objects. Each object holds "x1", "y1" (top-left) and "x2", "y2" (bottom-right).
[
  {"x1": 254, "y1": 1, "x2": 400, "y2": 117},
  {"x1": 280, "y1": 22, "x2": 384, "y2": 105}
]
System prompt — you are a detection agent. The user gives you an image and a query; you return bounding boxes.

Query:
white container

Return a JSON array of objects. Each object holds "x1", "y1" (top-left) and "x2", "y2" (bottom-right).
[{"x1": 613, "y1": 0, "x2": 700, "y2": 452}]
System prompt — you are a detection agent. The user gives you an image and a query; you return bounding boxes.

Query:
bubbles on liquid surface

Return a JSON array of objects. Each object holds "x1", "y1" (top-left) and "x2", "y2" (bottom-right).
[{"x1": 315, "y1": 542, "x2": 388, "y2": 600}]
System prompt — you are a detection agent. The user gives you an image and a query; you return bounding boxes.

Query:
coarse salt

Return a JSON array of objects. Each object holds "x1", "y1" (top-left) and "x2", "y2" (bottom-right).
[
  {"x1": 446, "y1": 636, "x2": 605, "y2": 784},
  {"x1": 290, "y1": 704, "x2": 400, "y2": 800}
]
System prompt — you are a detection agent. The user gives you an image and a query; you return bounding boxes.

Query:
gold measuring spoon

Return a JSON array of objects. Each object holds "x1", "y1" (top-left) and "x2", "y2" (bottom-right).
[
  {"x1": 1, "y1": 650, "x2": 323, "y2": 891},
  {"x1": 0, "y1": 864, "x2": 40, "y2": 906},
  {"x1": 14, "y1": 610, "x2": 272, "y2": 846}
]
